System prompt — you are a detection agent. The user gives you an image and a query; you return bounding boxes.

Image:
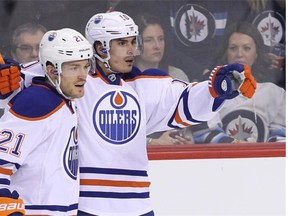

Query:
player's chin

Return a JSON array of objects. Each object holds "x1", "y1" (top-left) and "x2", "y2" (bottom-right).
[
  {"x1": 120, "y1": 65, "x2": 133, "y2": 73},
  {"x1": 72, "y1": 88, "x2": 85, "y2": 98}
]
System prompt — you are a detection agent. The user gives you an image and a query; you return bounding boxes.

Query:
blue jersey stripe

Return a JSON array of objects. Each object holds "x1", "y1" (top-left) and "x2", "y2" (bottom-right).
[
  {"x1": 80, "y1": 167, "x2": 148, "y2": 177},
  {"x1": 0, "y1": 159, "x2": 20, "y2": 169},
  {"x1": 0, "y1": 178, "x2": 10, "y2": 185},
  {"x1": 25, "y1": 203, "x2": 78, "y2": 212},
  {"x1": 181, "y1": 89, "x2": 202, "y2": 123},
  {"x1": 80, "y1": 191, "x2": 150, "y2": 199}
]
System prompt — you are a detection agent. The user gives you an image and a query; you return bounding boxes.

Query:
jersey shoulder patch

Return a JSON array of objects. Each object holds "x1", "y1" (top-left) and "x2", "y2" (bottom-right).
[{"x1": 9, "y1": 85, "x2": 65, "y2": 120}]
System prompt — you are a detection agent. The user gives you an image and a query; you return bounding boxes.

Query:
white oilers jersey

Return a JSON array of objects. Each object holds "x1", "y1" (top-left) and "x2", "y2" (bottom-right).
[
  {"x1": 77, "y1": 65, "x2": 218, "y2": 215},
  {"x1": 1, "y1": 62, "x2": 220, "y2": 215},
  {"x1": 0, "y1": 77, "x2": 79, "y2": 215}
]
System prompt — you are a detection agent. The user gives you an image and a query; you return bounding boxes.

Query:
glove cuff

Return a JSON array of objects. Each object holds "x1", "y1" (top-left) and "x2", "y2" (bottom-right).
[{"x1": 0, "y1": 197, "x2": 25, "y2": 215}]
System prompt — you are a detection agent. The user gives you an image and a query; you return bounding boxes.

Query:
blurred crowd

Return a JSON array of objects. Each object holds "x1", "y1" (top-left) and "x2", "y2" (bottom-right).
[{"x1": 0, "y1": 0, "x2": 285, "y2": 144}]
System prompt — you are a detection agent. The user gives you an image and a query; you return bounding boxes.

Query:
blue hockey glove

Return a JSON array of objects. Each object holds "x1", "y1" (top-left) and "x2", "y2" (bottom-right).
[
  {"x1": 208, "y1": 63, "x2": 256, "y2": 100},
  {"x1": 0, "y1": 53, "x2": 21, "y2": 95}
]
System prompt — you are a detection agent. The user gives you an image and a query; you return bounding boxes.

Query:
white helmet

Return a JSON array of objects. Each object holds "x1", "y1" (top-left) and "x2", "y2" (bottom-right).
[
  {"x1": 85, "y1": 11, "x2": 142, "y2": 70},
  {"x1": 85, "y1": 11, "x2": 139, "y2": 50},
  {"x1": 40, "y1": 28, "x2": 93, "y2": 75},
  {"x1": 39, "y1": 28, "x2": 93, "y2": 98}
]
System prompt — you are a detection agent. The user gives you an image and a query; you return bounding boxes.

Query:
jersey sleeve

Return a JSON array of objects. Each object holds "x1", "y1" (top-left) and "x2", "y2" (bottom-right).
[
  {"x1": 0, "y1": 85, "x2": 60, "y2": 200},
  {"x1": 130, "y1": 68, "x2": 221, "y2": 135},
  {"x1": 0, "y1": 61, "x2": 43, "y2": 118},
  {"x1": 0, "y1": 111, "x2": 49, "y2": 199}
]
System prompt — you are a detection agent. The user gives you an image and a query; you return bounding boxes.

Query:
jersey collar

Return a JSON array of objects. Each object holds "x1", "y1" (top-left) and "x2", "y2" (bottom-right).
[{"x1": 95, "y1": 64, "x2": 122, "y2": 85}]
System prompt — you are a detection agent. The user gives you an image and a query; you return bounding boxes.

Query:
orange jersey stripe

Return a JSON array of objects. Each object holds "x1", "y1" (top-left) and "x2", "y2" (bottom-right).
[
  {"x1": 0, "y1": 167, "x2": 13, "y2": 175},
  {"x1": 175, "y1": 110, "x2": 191, "y2": 127},
  {"x1": 80, "y1": 179, "x2": 151, "y2": 188}
]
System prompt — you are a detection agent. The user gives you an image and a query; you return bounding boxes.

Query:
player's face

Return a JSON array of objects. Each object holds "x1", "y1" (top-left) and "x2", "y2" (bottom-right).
[
  {"x1": 12, "y1": 30, "x2": 44, "y2": 64},
  {"x1": 107, "y1": 37, "x2": 138, "y2": 73},
  {"x1": 60, "y1": 59, "x2": 90, "y2": 98},
  {"x1": 226, "y1": 32, "x2": 257, "y2": 67},
  {"x1": 140, "y1": 24, "x2": 165, "y2": 66}
]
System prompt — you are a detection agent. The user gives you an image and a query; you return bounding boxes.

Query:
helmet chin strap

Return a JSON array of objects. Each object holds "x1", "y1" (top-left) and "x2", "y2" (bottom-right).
[
  {"x1": 94, "y1": 52, "x2": 118, "y2": 74},
  {"x1": 47, "y1": 72, "x2": 72, "y2": 100}
]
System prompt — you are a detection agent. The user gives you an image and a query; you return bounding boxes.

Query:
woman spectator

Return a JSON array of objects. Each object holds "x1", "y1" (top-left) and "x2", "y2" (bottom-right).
[{"x1": 191, "y1": 22, "x2": 285, "y2": 143}]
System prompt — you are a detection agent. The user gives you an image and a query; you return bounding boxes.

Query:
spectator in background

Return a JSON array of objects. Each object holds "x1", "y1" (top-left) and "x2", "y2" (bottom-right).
[
  {"x1": 134, "y1": 12, "x2": 189, "y2": 82},
  {"x1": 246, "y1": 0, "x2": 285, "y2": 89},
  {"x1": 191, "y1": 22, "x2": 286, "y2": 143},
  {"x1": 162, "y1": 0, "x2": 285, "y2": 88},
  {"x1": 134, "y1": 12, "x2": 193, "y2": 145},
  {"x1": 10, "y1": 22, "x2": 47, "y2": 63}
]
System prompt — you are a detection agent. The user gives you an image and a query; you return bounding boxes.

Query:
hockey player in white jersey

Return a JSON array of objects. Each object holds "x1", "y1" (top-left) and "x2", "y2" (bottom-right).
[
  {"x1": 0, "y1": 28, "x2": 93, "y2": 215},
  {"x1": 0, "y1": 11, "x2": 256, "y2": 216},
  {"x1": 75, "y1": 11, "x2": 256, "y2": 216}
]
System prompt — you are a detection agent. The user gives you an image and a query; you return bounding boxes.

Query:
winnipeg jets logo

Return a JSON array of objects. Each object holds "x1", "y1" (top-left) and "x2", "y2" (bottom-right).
[
  {"x1": 253, "y1": 10, "x2": 285, "y2": 46},
  {"x1": 226, "y1": 115, "x2": 255, "y2": 141},
  {"x1": 222, "y1": 110, "x2": 265, "y2": 142},
  {"x1": 92, "y1": 90, "x2": 141, "y2": 145},
  {"x1": 174, "y1": 4, "x2": 215, "y2": 47}
]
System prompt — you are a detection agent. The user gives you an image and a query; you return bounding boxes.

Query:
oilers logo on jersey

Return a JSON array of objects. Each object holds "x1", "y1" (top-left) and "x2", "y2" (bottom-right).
[
  {"x1": 92, "y1": 90, "x2": 141, "y2": 145},
  {"x1": 63, "y1": 126, "x2": 79, "y2": 180}
]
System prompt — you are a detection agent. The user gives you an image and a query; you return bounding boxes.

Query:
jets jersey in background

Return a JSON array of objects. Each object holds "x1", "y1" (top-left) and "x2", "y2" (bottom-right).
[
  {"x1": 191, "y1": 82, "x2": 286, "y2": 143},
  {"x1": 0, "y1": 75, "x2": 79, "y2": 215}
]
